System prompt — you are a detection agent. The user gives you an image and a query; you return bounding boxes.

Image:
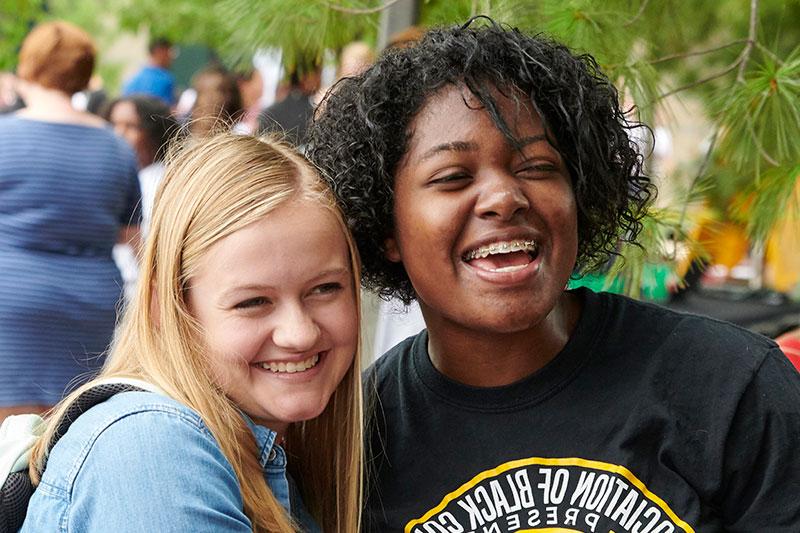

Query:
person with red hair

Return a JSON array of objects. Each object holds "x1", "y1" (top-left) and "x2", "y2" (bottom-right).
[{"x1": 0, "y1": 21, "x2": 141, "y2": 418}]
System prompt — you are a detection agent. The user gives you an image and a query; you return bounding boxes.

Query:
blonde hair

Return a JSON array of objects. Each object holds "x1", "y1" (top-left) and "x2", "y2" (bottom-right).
[{"x1": 29, "y1": 133, "x2": 362, "y2": 532}]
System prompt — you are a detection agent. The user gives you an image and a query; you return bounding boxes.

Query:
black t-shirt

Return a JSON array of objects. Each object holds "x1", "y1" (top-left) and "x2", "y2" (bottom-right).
[{"x1": 363, "y1": 289, "x2": 800, "y2": 532}]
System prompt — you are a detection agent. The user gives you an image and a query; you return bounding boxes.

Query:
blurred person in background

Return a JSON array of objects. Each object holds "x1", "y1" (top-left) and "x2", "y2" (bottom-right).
[
  {"x1": 0, "y1": 72, "x2": 24, "y2": 113},
  {"x1": 122, "y1": 37, "x2": 176, "y2": 107},
  {"x1": 72, "y1": 74, "x2": 109, "y2": 116},
  {"x1": 0, "y1": 21, "x2": 141, "y2": 419},
  {"x1": 258, "y1": 55, "x2": 321, "y2": 147},
  {"x1": 313, "y1": 41, "x2": 375, "y2": 108},
  {"x1": 234, "y1": 68, "x2": 264, "y2": 134},
  {"x1": 386, "y1": 25, "x2": 425, "y2": 49},
  {"x1": 188, "y1": 65, "x2": 243, "y2": 137},
  {"x1": 105, "y1": 95, "x2": 178, "y2": 299},
  {"x1": 336, "y1": 41, "x2": 374, "y2": 79}
]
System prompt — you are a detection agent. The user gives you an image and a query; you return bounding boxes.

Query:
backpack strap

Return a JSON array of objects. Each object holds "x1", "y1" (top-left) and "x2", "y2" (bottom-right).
[
  {"x1": 0, "y1": 380, "x2": 160, "y2": 533},
  {"x1": 42, "y1": 382, "x2": 153, "y2": 470}
]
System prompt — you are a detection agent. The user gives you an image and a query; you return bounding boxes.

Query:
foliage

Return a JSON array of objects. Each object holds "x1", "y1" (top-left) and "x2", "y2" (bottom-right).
[
  {"x1": 0, "y1": 0, "x2": 45, "y2": 71},
  {"x1": 218, "y1": 0, "x2": 380, "y2": 69}
]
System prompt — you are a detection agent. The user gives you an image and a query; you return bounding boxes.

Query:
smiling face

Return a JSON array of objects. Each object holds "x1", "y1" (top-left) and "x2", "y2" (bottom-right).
[
  {"x1": 186, "y1": 198, "x2": 357, "y2": 434},
  {"x1": 387, "y1": 84, "x2": 578, "y2": 340}
]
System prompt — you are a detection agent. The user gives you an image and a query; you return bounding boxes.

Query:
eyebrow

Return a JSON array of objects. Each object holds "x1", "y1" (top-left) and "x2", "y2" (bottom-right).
[
  {"x1": 516, "y1": 134, "x2": 548, "y2": 147},
  {"x1": 417, "y1": 134, "x2": 549, "y2": 162},
  {"x1": 220, "y1": 268, "x2": 351, "y2": 299},
  {"x1": 418, "y1": 141, "x2": 478, "y2": 162}
]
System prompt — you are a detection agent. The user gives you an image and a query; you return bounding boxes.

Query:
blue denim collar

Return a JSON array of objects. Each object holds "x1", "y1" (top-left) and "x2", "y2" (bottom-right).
[{"x1": 239, "y1": 411, "x2": 286, "y2": 469}]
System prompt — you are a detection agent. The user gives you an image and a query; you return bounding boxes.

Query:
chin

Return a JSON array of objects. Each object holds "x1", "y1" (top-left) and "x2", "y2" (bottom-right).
[
  {"x1": 276, "y1": 399, "x2": 332, "y2": 424},
  {"x1": 473, "y1": 317, "x2": 540, "y2": 335},
  {"x1": 466, "y1": 302, "x2": 554, "y2": 334}
]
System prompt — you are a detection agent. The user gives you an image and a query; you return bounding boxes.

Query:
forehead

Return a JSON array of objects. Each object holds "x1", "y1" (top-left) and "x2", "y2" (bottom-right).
[
  {"x1": 198, "y1": 198, "x2": 350, "y2": 283},
  {"x1": 404, "y1": 84, "x2": 545, "y2": 154},
  {"x1": 409, "y1": 85, "x2": 542, "y2": 141},
  {"x1": 110, "y1": 101, "x2": 139, "y2": 121}
]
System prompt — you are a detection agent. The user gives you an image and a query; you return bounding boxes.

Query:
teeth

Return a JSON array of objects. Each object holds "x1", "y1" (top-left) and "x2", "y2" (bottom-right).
[
  {"x1": 464, "y1": 240, "x2": 537, "y2": 261},
  {"x1": 489, "y1": 264, "x2": 529, "y2": 273},
  {"x1": 258, "y1": 353, "x2": 320, "y2": 373}
]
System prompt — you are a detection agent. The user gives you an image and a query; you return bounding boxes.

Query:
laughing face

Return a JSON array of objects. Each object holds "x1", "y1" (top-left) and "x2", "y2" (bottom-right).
[
  {"x1": 386, "y1": 84, "x2": 578, "y2": 339},
  {"x1": 186, "y1": 198, "x2": 357, "y2": 435}
]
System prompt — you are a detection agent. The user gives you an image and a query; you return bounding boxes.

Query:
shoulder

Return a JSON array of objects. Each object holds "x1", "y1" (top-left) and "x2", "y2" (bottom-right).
[
  {"x1": 84, "y1": 126, "x2": 138, "y2": 167},
  {"x1": 0, "y1": 116, "x2": 32, "y2": 140},
  {"x1": 146, "y1": 66, "x2": 175, "y2": 87},
  {"x1": 27, "y1": 393, "x2": 253, "y2": 531},
  {"x1": 0, "y1": 114, "x2": 19, "y2": 128},
  {"x1": 365, "y1": 332, "x2": 420, "y2": 392},
  {"x1": 593, "y1": 289, "x2": 777, "y2": 368},
  {"x1": 156, "y1": 67, "x2": 175, "y2": 82},
  {"x1": 40, "y1": 392, "x2": 220, "y2": 493}
]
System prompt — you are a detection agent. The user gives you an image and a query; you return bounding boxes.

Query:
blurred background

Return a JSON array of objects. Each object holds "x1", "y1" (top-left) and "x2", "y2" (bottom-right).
[{"x1": 2, "y1": 0, "x2": 799, "y2": 363}]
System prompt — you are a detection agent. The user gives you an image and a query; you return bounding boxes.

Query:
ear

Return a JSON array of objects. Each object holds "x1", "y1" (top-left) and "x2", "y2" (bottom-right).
[{"x1": 384, "y1": 236, "x2": 402, "y2": 263}]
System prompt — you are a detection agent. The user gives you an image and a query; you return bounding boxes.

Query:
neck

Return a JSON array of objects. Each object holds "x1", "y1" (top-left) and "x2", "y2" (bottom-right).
[
  {"x1": 424, "y1": 291, "x2": 581, "y2": 387},
  {"x1": 150, "y1": 58, "x2": 169, "y2": 69},
  {"x1": 16, "y1": 82, "x2": 97, "y2": 125},
  {"x1": 253, "y1": 416, "x2": 288, "y2": 444}
]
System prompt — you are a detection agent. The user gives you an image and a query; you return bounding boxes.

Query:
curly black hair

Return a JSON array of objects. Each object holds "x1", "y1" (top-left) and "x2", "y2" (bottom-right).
[{"x1": 307, "y1": 17, "x2": 654, "y2": 304}]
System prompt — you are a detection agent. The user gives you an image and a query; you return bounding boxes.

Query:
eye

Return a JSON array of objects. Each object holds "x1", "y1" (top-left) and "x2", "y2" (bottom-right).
[
  {"x1": 429, "y1": 172, "x2": 472, "y2": 189},
  {"x1": 233, "y1": 296, "x2": 271, "y2": 310},
  {"x1": 516, "y1": 160, "x2": 560, "y2": 178},
  {"x1": 310, "y1": 282, "x2": 343, "y2": 296}
]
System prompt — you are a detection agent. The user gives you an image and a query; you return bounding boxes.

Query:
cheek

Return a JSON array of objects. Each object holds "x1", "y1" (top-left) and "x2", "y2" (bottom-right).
[
  {"x1": 545, "y1": 182, "x2": 578, "y2": 230},
  {"x1": 203, "y1": 323, "x2": 259, "y2": 375},
  {"x1": 324, "y1": 298, "x2": 359, "y2": 365},
  {"x1": 131, "y1": 132, "x2": 147, "y2": 152},
  {"x1": 396, "y1": 202, "x2": 462, "y2": 256},
  {"x1": 335, "y1": 300, "x2": 360, "y2": 350},
  {"x1": 553, "y1": 192, "x2": 580, "y2": 264}
]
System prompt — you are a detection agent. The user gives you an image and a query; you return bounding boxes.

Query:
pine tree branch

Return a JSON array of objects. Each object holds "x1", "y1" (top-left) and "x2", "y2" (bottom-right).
[
  {"x1": 745, "y1": 110, "x2": 780, "y2": 166},
  {"x1": 649, "y1": 40, "x2": 747, "y2": 65},
  {"x1": 754, "y1": 41, "x2": 784, "y2": 65},
  {"x1": 321, "y1": 0, "x2": 401, "y2": 15},
  {"x1": 623, "y1": 0, "x2": 649, "y2": 27},
  {"x1": 678, "y1": 128, "x2": 718, "y2": 233},
  {"x1": 656, "y1": 59, "x2": 742, "y2": 101},
  {"x1": 652, "y1": 0, "x2": 761, "y2": 101},
  {"x1": 737, "y1": 0, "x2": 759, "y2": 83}
]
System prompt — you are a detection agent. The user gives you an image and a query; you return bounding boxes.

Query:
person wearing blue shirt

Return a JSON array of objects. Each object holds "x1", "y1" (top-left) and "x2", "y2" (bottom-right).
[
  {"x1": 122, "y1": 37, "x2": 176, "y2": 106},
  {"x1": 21, "y1": 133, "x2": 364, "y2": 532}
]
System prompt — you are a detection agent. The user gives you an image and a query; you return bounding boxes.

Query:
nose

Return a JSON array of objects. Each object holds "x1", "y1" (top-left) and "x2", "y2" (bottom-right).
[
  {"x1": 271, "y1": 303, "x2": 321, "y2": 353},
  {"x1": 474, "y1": 172, "x2": 530, "y2": 221}
]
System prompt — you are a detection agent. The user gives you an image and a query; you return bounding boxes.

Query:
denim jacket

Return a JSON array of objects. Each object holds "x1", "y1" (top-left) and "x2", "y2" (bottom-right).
[{"x1": 20, "y1": 391, "x2": 321, "y2": 532}]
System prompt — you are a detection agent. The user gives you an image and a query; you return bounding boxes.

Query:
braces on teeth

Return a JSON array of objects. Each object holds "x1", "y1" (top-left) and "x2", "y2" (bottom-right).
[{"x1": 464, "y1": 240, "x2": 537, "y2": 261}]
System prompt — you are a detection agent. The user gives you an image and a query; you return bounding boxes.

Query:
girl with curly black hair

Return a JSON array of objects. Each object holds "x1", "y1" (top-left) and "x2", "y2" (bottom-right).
[{"x1": 307, "y1": 18, "x2": 800, "y2": 533}]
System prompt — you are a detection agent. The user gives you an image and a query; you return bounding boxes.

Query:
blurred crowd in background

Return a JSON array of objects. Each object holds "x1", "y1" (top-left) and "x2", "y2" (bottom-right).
[{"x1": 0, "y1": 18, "x2": 432, "y2": 417}]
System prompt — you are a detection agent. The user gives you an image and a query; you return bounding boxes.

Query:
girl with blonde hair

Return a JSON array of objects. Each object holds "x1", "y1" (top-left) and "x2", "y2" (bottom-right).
[{"x1": 19, "y1": 132, "x2": 362, "y2": 532}]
